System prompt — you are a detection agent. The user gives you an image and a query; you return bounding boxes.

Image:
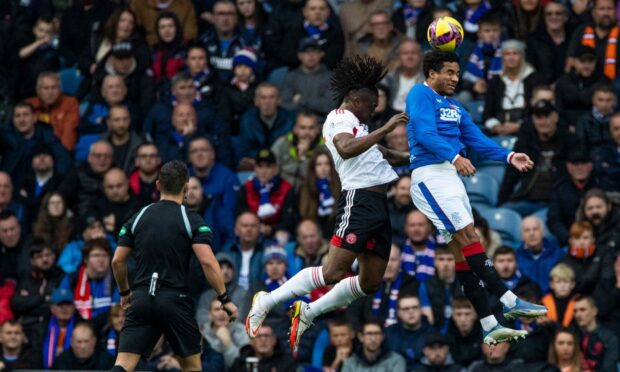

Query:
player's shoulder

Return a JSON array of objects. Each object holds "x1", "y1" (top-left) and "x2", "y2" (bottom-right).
[
  {"x1": 326, "y1": 108, "x2": 359, "y2": 124},
  {"x1": 406, "y1": 83, "x2": 433, "y2": 102}
]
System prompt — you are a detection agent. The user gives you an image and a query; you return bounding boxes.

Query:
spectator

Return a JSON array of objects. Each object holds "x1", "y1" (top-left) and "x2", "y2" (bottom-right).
[
  {"x1": 33, "y1": 192, "x2": 73, "y2": 252},
  {"x1": 58, "y1": 0, "x2": 115, "y2": 67},
  {"x1": 498, "y1": 100, "x2": 570, "y2": 216},
  {"x1": 382, "y1": 39, "x2": 424, "y2": 111},
  {"x1": 10, "y1": 239, "x2": 63, "y2": 355},
  {"x1": 402, "y1": 210, "x2": 435, "y2": 282},
  {"x1": 271, "y1": 111, "x2": 323, "y2": 190},
  {"x1": 298, "y1": 148, "x2": 341, "y2": 238},
  {"x1": 59, "y1": 140, "x2": 113, "y2": 219},
  {"x1": 43, "y1": 287, "x2": 79, "y2": 369},
  {"x1": 236, "y1": 0, "x2": 267, "y2": 52},
  {"x1": 0, "y1": 211, "x2": 27, "y2": 281},
  {"x1": 25, "y1": 72, "x2": 79, "y2": 151},
  {"x1": 467, "y1": 342, "x2": 524, "y2": 371},
  {"x1": 390, "y1": 0, "x2": 433, "y2": 46},
  {"x1": 224, "y1": 212, "x2": 265, "y2": 291},
  {"x1": 446, "y1": 296, "x2": 482, "y2": 367},
  {"x1": 265, "y1": 0, "x2": 344, "y2": 70},
  {"x1": 199, "y1": 0, "x2": 246, "y2": 82},
  {"x1": 128, "y1": 143, "x2": 161, "y2": 206},
  {"x1": 388, "y1": 175, "x2": 415, "y2": 246},
  {"x1": 541, "y1": 263, "x2": 577, "y2": 327},
  {"x1": 15, "y1": 17, "x2": 60, "y2": 102},
  {"x1": 473, "y1": 212, "x2": 503, "y2": 257},
  {"x1": 575, "y1": 84, "x2": 616, "y2": 153},
  {"x1": 218, "y1": 48, "x2": 259, "y2": 135},
  {"x1": 198, "y1": 297, "x2": 249, "y2": 368},
  {"x1": 0, "y1": 173, "x2": 21, "y2": 221},
  {"x1": 53, "y1": 321, "x2": 114, "y2": 370},
  {"x1": 95, "y1": 168, "x2": 140, "y2": 235},
  {"x1": 185, "y1": 176, "x2": 209, "y2": 216},
  {"x1": 17, "y1": 145, "x2": 64, "y2": 222},
  {"x1": 526, "y1": 1, "x2": 570, "y2": 84},
  {"x1": 573, "y1": 295, "x2": 619, "y2": 372},
  {"x1": 287, "y1": 220, "x2": 329, "y2": 275},
  {"x1": 339, "y1": 0, "x2": 392, "y2": 56},
  {"x1": 592, "y1": 253, "x2": 620, "y2": 352},
  {"x1": 567, "y1": 0, "x2": 619, "y2": 80},
  {"x1": 60, "y1": 238, "x2": 118, "y2": 331},
  {"x1": 547, "y1": 328, "x2": 584, "y2": 372},
  {"x1": 151, "y1": 12, "x2": 186, "y2": 90},
  {"x1": 516, "y1": 216, "x2": 564, "y2": 293},
  {"x1": 102, "y1": 104, "x2": 143, "y2": 175},
  {"x1": 576, "y1": 188, "x2": 620, "y2": 252},
  {"x1": 281, "y1": 38, "x2": 336, "y2": 118},
  {"x1": 561, "y1": 221, "x2": 613, "y2": 295},
  {"x1": 415, "y1": 331, "x2": 462, "y2": 372},
  {"x1": 384, "y1": 122, "x2": 409, "y2": 175},
  {"x1": 231, "y1": 322, "x2": 297, "y2": 371},
  {"x1": 492, "y1": 246, "x2": 541, "y2": 302},
  {"x1": 384, "y1": 293, "x2": 430, "y2": 368},
  {"x1": 555, "y1": 46, "x2": 607, "y2": 127},
  {"x1": 188, "y1": 136, "x2": 239, "y2": 247},
  {"x1": 239, "y1": 83, "x2": 296, "y2": 164},
  {"x1": 156, "y1": 102, "x2": 199, "y2": 162},
  {"x1": 0, "y1": 320, "x2": 41, "y2": 370},
  {"x1": 418, "y1": 245, "x2": 461, "y2": 331},
  {"x1": 460, "y1": 13, "x2": 502, "y2": 101},
  {"x1": 1, "y1": 102, "x2": 71, "y2": 189},
  {"x1": 355, "y1": 10, "x2": 401, "y2": 71},
  {"x1": 547, "y1": 150, "x2": 596, "y2": 246},
  {"x1": 237, "y1": 149, "x2": 295, "y2": 239},
  {"x1": 131, "y1": 0, "x2": 198, "y2": 46},
  {"x1": 592, "y1": 111, "x2": 620, "y2": 191},
  {"x1": 483, "y1": 39, "x2": 544, "y2": 135},
  {"x1": 322, "y1": 317, "x2": 356, "y2": 372},
  {"x1": 185, "y1": 44, "x2": 219, "y2": 102},
  {"x1": 341, "y1": 320, "x2": 406, "y2": 371},
  {"x1": 78, "y1": 7, "x2": 150, "y2": 79},
  {"x1": 100, "y1": 305, "x2": 124, "y2": 356}
]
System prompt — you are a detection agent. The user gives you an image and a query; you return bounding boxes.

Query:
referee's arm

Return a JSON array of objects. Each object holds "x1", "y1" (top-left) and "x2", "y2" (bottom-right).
[{"x1": 112, "y1": 246, "x2": 132, "y2": 309}]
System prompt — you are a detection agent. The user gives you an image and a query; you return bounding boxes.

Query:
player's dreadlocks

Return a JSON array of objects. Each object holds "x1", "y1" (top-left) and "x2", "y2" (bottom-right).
[{"x1": 330, "y1": 55, "x2": 387, "y2": 104}]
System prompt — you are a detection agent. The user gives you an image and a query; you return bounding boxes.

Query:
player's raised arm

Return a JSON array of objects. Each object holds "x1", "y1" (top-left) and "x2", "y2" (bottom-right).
[{"x1": 334, "y1": 113, "x2": 409, "y2": 159}]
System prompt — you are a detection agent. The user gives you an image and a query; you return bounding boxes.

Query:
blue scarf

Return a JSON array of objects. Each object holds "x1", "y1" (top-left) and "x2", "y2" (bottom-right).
[
  {"x1": 403, "y1": 5, "x2": 423, "y2": 27},
  {"x1": 316, "y1": 178, "x2": 334, "y2": 217},
  {"x1": 502, "y1": 270, "x2": 522, "y2": 291},
  {"x1": 43, "y1": 315, "x2": 75, "y2": 369},
  {"x1": 372, "y1": 272, "x2": 402, "y2": 327},
  {"x1": 401, "y1": 240, "x2": 435, "y2": 282},
  {"x1": 106, "y1": 329, "x2": 118, "y2": 355},
  {"x1": 464, "y1": 1, "x2": 491, "y2": 33},
  {"x1": 193, "y1": 68, "x2": 211, "y2": 98},
  {"x1": 592, "y1": 107, "x2": 610, "y2": 123},
  {"x1": 252, "y1": 176, "x2": 279, "y2": 219},
  {"x1": 463, "y1": 41, "x2": 502, "y2": 83},
  {"x1": 87, "y1": 103, "x2": 109, "y2": 126},
  {"x1": 304, "y1": 20, "x2": 329, "y2": 40}
]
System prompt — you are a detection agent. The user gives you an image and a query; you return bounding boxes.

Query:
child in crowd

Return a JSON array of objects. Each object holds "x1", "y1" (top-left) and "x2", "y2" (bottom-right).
[
  {"x1": 542, "y1": 263, "x2": 577, "y2": 328},
  {"x1": 322, "y1": 318, "x2": 356, "y2": 372}
]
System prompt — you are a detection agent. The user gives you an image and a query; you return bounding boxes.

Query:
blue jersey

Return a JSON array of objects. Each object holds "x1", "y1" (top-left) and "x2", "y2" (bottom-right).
[{"x1": 406, "y1": 83, "x2": 511, "y2": 169}]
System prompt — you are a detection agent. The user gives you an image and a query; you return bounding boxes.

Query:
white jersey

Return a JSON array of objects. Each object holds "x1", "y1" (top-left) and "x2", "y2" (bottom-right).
[{"x1": 322, "y1": 108, "x2": 398, "y2": 190}]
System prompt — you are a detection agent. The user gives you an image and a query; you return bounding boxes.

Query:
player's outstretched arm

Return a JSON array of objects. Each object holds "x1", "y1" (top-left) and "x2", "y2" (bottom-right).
[
  {"x1": 508, "y1": 152, "x2": 534, "y2": 172},
  {"x1": 378, "y1": 145, "x2": 409, "y2": 166},
  {"x1": 333, "y1": 112, "x2": 409, "y2": 159}
]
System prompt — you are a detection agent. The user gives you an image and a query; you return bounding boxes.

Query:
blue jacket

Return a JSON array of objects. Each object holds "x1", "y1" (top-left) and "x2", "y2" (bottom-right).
[
  {"x1": 384, "y1": 318, "x2": 431, "y2": 369},
  {"x1": 592, "y1": 141, "x2": 620, "y2": 192},
  {"x1": 189, "y1": 163, "x2": 240, "y2": 249},
  {"x1": 516, "y1": 238, "x2": 564, "y2": 293},
  {"x1": 238, "y1": 107, "x2": 295, "y2": 159},
  {"x1": 223, "y1": 240, "x2": 265, "y2": 290},
  {"x1": 406, "y1": 83, "x2": 510, "y2": 169}
]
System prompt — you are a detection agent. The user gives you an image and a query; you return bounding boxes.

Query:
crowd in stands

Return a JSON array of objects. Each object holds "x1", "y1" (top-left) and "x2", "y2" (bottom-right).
[{"x1": 1, "y1": 0, "x2": 620, "y2": 371}]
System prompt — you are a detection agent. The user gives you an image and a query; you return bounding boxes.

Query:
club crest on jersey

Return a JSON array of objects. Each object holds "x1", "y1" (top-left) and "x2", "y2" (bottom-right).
[
  {"x1": 439, "y1": 106, "x2": 461, "y2": 122},
  {"x1": 346, "y1": 233, "x2": 357, "y2": 244}
]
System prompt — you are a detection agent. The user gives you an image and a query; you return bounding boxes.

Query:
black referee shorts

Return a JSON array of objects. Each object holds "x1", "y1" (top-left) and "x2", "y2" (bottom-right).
[
  {"x1": 330, "y1": 188, "x2": 392, "y2": 261},
  {"x1": 119, "y1": 288, "x2": 202, "y2": 358}
]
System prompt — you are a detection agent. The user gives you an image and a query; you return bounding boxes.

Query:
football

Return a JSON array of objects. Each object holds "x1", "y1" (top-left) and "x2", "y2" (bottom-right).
[{"x1": 427, "y1": 16, "x2": 464, "y2": 52}]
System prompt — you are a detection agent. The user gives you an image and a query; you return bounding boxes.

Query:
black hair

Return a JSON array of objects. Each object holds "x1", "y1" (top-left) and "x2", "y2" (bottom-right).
[
  {"x1": 593, "y1": 83, "x2": 616, "y2": 96},
  {"x1": 29, "y1": 236, "x2": 53, "y2": 257},
  {"x1": 493, "y1": 245, "x2": 516, "y2": 259},
  {"x1": 330, "y1": 55, "x2": 387, "y2": 104},
  {"x1": 423, "y1": 50, "x2": 460, "y2": 78},
  {"x1": 478, "y1": 12, "x2": 501, "y2": 28},
  {"x1": 0, "y1": 210, "x2": 17, "y2": 222},
  {"x1": 159, "y1": 160, "x2": 189, "y2": 194}
]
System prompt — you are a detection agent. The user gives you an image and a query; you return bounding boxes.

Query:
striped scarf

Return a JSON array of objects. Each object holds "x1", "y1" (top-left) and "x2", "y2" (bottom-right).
[
  {"x1": 106, "y1": 328, "x2": 118, "y2": 355},
  {"x1": 403, "y1": 5, "x2": 423, "y2": 27},
  {"x1": 74, "y1": 265, "x2": 114, "y2": 320},
  {"x1": 401, "y1": 239, "x2": 435, "y2": 282},
  {"x1": 304, "y1": 21, "x2": 329, "y2": 41},
  {"x1": 464, "y1": 1, "x2": 491, "y2": 34},
  {"x1": 371, "y1": 272, "x2": 402, "y2": 327},
  {"x1": 43, "y1": 316, "x2": 75, "y2": 369},
  {"x1": 581, "y1": 25, "x2": 619, "y2": 79},
  {"x1": 463, "y1": 41, "x2": 502, "y2": 83}
]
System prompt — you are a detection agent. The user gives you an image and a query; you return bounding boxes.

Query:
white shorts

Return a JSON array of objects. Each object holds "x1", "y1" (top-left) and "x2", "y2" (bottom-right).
[{"x1": 410, "y1": 162, "x2": 473, "y2": 242}]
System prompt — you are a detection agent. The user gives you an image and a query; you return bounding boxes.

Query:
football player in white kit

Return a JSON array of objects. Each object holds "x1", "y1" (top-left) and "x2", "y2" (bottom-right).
[{"x1": 246, "y1": 56, "x2": 410, "y2": 355}]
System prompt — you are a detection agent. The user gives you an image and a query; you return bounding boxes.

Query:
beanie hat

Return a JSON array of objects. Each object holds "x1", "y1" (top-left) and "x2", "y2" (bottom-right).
[
  {"x1": 233, "y1": 48, "x2": 258, "y2": 73},
  {"x1": 501, "y1": 39, "x2": 526, "y2": 55}
]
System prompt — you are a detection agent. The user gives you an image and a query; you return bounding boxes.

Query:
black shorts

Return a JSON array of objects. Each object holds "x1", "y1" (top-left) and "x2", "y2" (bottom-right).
[
  {"x1": 118, "y1": 288, "x2": 202, "y2": 358},
  {"x1": 330, "y1": 189, "x2": 392, "y2": 260}
]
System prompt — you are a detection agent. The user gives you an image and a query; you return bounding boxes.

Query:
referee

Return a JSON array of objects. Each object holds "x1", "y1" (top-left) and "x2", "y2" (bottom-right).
[{"x1": 110, "y1": 161, "x2": 238, "y2": 372}]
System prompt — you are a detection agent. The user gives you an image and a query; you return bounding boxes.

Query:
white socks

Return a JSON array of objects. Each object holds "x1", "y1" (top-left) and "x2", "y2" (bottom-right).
[
  {"x1": 500, "y1": 291, "x2": 518, "y2": 308},
  {"x1": 260, "y1": 266, "x2": 325, "y2": 308},
  {"x1": 305, "y1": 276, "x2": 366, "y2": 320},
  {"x1": 480, "y1": 315, "x2": 498, "y2": 332}
]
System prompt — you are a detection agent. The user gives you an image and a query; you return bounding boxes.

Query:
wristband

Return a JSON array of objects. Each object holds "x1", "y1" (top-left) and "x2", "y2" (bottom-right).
[
  {"x1": 217, "y1": 292, "x2": 232, "y2": 304},
  {"x1": 119, "y1": 289, "x2": 130, "y2": 296}
]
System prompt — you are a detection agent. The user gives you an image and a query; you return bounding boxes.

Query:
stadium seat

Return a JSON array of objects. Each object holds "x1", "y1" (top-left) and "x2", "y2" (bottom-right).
[
  {"x1": 477, "y1": 163, "x2": 506, "y2": 186},
  {"x1": 479, "y1": 208, "x2": 523, "y2": 248},
  {"x1": 237, "y1": 171, "x2": 254, "y2": 184},
  {"x1": 464, "y1": 100, "x2": 484, "y2": 125},
  {"x1": 59, "y1": 67, "x2": 83, "y2": 96},
  {"x1": 311, "y1": 328, "x2": 330, "y2": 369},
  {"x1": 491, "y1": 135, "x2": 517, "y2": 151},
  {"x1": 529, "y1": 208, "x2": 559, "y2": 246},
  {"x1": 461, "y1": 173, "x2": 499, "y2": 207},
  {"x1": 79, "y1": 101, "x2": 88, "y2": 116}
]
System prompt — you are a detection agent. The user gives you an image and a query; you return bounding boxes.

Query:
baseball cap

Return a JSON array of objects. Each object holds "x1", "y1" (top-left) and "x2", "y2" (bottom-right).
[
  {"x1": 51, "y1": 288, "x2": 74, "y2": 304},
  {"x1": 262, "y1": 245, "x2": 287, "y2": 265},
  {"x1": 32, "y1": 144, "x2": 54, "y2": 158},
  {"x1": 424, "y1": 330, "x2": 450, "y2": 347},
  {"x1": 567, "y1": 150, "x2": 591, "y2": 163},
  {"x1": 574, "y1": 45, "x2": 596, "y2": 61},
  {"x1": 298, "y1": 37, "x2": 321, "y2": 52},
  {"x1": 111, "y1": 41, "x2": 133, "y2": 58},
  {"x1": 255, "y1": 149, "x2": 276, "y2": 165},
  {"x1": 531, "y1": 100, "x2": 556, "y2": 116}
]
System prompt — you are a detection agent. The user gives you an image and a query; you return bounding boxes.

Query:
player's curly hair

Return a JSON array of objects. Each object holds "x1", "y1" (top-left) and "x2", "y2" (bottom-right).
[{"x1": 330, "y1": 55, "x2": 387, "y2": 103}]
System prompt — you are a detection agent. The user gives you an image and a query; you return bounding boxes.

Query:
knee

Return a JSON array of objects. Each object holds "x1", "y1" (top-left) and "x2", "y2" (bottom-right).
[
  {"x1": 322, "y1": 266, "x2": 346, "y2": 285},
  {"x1": 359, "y1": 277, "x2": 382, "y2": 294}
]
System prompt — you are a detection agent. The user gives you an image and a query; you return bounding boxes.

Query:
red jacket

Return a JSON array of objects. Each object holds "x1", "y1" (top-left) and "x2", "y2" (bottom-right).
[{"x1": 243, "y1": 177, "x2": 292, "y2": 226}]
